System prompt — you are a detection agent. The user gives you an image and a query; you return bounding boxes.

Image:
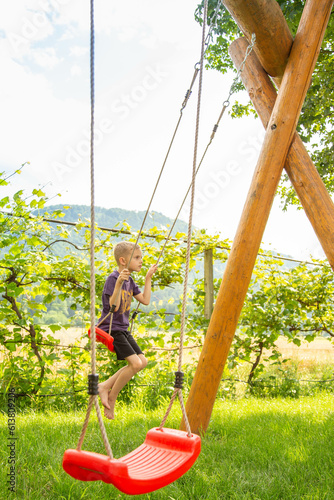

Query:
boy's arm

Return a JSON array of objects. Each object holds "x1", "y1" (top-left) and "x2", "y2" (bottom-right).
[
  {"x1": 134, "y1": 264, "x2": 158, "y2": 306},
  {"x1": 109, "y1": 269, "x2": 130, "y2": 311}
]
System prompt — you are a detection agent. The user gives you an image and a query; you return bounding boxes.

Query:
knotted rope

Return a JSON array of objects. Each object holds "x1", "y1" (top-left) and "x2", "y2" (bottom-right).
[{"x1": 76, "y1": 0, "x2": 113, "y2": 459}]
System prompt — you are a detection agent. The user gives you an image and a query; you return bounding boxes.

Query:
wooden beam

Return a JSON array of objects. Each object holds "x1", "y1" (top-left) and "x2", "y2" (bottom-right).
[
  {"x1": 223, "y1": 0, "x2": 334, "y2": 268},
  {"x1": 229, "y1": 37, "x2": 334, "y2": 270},
  {"x1": 222, "y1": 0, "x2": 293, "y2": 83},
  {"x1": 182, "y1": 0, "x2": 334, "y2": 435}
]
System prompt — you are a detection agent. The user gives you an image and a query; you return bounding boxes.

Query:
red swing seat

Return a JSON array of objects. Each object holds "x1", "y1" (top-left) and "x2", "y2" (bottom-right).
[
  {"x1": 62, "y1": 427, "x2": 201, "y2": 495},
  {"x1": 88, "y1": 327, "x2": 114, "y2": 352}
]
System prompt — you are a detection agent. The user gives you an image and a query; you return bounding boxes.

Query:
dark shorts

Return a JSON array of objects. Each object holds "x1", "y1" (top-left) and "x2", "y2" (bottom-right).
[{"x1": 111, "y1": 330, "x2": 143, "y2": 361}]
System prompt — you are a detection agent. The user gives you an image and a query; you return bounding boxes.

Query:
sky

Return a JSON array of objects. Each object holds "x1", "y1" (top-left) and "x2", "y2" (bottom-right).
[{"x1": 0, "y1": 0, "x2": 329, "y2": 261}]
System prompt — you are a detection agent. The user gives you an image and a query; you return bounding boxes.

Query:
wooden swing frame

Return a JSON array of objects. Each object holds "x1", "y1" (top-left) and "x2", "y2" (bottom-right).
[{"x1": 182, "y1": 0, "x2": 334, "y2": 436}]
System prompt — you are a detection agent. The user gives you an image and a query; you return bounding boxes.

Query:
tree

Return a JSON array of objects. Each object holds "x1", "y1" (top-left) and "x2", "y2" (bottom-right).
[
  {"x1": 196, "y1": 0, "x2": 334, "y2": 209},
  {"x1": 0, "y1": 169, "x2": 208, "y2": 399},
  {"x1": 1, "y1": 168, "x2": 333, "y2": 405},
  {"x1": 187, "y1": 248, "x2": 334, "y2": 385},
  {"x1": 236, "y1": 256, "x2": 334, "y2": 382},
  {"x1": 0, "y1": 170, "x2": 97, "y2": 396}
]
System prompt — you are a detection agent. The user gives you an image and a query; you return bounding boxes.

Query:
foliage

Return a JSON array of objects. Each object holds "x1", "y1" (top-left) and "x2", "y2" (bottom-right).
[
  {"x1": 196, "y1": 0, "x2": 334, "y2": 208},
  {"x1": 1, "y1": 169, "x2": 334, "y2": 409},
  {"x1": 0, "y1": 170, "x2": 222, "y2": 404},
  {"x1": 187, "y1": 250, "x2": 334, "y2": 389},
  {"x1": 0, "y1": 169, "x2": 112, "y2": 399},
  {"x1": 236, "y1": 256, "x2": 334, "y2": 383}
]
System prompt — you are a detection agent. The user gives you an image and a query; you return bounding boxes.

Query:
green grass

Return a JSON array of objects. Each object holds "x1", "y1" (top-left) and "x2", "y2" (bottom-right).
[{"x1": 1, "y1": 394, "x2": 334, "y2": 499}]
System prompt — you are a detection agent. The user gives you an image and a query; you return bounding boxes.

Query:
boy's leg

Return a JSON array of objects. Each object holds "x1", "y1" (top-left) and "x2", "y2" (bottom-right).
[
  {"x1": 104, "y1": 354, "x2": 147, "y2": 420},
  {"x1": 98, "y1": 366, "x2": 127, "y2": 409},
  {"x1": 138, "y1": 354, "x2": 148, "y2": 368}
]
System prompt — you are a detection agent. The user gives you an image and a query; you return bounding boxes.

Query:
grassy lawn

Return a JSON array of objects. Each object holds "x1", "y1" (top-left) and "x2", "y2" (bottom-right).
[{"x1": 1, "y1": 393, "x2": 333, "y2": 500}]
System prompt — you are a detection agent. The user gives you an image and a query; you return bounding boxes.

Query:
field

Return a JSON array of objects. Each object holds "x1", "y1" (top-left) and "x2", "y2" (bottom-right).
[
  {"x1": 52, "y1": 327, "x2": 334, "y2": 369},
  {"x1": 1, "y1": 394, "x2": 333, "y2": 499},
  {"x1": 275, "y1": 337, "x2": 334, "y2": 365},
  {"x1": 1, "y1": 329, "x2": 333, "y2": 499}
]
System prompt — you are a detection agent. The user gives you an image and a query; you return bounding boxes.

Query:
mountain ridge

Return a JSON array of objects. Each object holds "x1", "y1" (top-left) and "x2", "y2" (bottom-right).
[
  {"x1": 43, "y1": 204, "x2": 190, "y2": 235},
  {"x1": 42, "y1": 204, "x2": 300, "y2": 268}
]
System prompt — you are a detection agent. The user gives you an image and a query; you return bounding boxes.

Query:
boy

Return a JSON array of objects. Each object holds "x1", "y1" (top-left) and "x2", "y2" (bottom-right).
[{"x1": 97, "y1": 241, "x2": 158, "y2": 419}]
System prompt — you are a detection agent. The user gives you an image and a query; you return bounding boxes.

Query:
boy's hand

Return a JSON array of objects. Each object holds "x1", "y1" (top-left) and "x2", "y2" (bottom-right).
[
  {"x1": 145, "y1": 264, "x2": 158, "y2": 279},
  {"x1": 118, "y1": 269, "x2": 130, "y2": 283}
]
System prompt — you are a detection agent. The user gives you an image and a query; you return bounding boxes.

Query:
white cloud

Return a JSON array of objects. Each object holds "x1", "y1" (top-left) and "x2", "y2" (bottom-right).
[
  {"x1": 58, "y1": 27, "x2": 76, "y2": 41},
  {"x1": 0, "y1": 39, "x2": 88, "y2": 183},
  {"x1": 51, "y1": 0, "x2": 200, "y2": 50},
  {"x1": 69, "y1": 45, "x2": 89, "y2": 57},
  {"x1": 32, "y1": 47, "x2": 62, "y2": 68},
  {"x1": 70, "y1": 64, "x2": 82, "y2": 76},
  {"x1": 2, "y1": 5, "x2": 54, "y2": 59},
  {"x1": 118, "y1": 26, "x2": 138, "y2": 43}
]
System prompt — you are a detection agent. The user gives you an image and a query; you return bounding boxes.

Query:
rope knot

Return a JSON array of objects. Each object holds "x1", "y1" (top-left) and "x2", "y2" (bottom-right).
[
  {"x1": 174, "y1": 371, "x2": 184, "y2": 390},
  {"x1": 88, "y1": 373, "x2": 99, "y2": 395}
]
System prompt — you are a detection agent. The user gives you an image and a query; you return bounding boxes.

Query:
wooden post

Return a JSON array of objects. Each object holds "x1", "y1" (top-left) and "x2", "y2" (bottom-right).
[
  {"x1": 229, "y1": 37, "x2": 334, "y2": 270},
  {"x1": 204, "y1": 249, "x2": 214, "y2": 320},
  {"x1": 182, "y1": 0, "x2": 334, "y2": 435}
]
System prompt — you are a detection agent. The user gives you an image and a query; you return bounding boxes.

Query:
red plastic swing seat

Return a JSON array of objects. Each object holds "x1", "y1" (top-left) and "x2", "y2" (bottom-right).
[
  {"x1": 88, "y1": 326, "x2": 114, "y2": 352},
  {"x1": 62, "y1": 427, "x2": 201, "y2": 495}
]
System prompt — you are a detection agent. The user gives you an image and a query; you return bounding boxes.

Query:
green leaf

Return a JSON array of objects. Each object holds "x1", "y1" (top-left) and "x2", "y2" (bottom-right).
[
  {"x1": 48, "y1": 324, "x2": 62, "y2": 333},
  {"x1": 5, "y1": 342, "x2": 16, "y2": 352}
]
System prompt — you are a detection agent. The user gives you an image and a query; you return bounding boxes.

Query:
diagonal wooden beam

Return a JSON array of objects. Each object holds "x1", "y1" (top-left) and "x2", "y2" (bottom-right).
[
  {"x1": 182, "y1": 0, "x2": 334, "y2": 435},
  {"x1": 223, "y1": 0, "x2": 334, "y2": 269},
  {"x1": 229, "y1": 37, "x2": 334, "y2": 270}
]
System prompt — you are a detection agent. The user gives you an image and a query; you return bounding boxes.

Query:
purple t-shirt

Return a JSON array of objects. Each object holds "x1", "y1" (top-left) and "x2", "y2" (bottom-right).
[{"x1": 98, "y1": 270, "x2": 141, "y2": 332}]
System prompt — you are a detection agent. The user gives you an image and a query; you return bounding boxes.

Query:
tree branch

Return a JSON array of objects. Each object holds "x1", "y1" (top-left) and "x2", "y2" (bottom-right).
[
  {"x1": 3, "y1": 292, "x2": 23, "y2": 320},
  {"x1": 42, "y1": 239, "x2": 87, "y2": 252},
  {"x1": 29, "y1": 323, "x2": 45, "y2": 395},
  {"x1": 247, "y1": 341, "x2": 264, "y2": 385},
  {"x1": 20, "y1": 276, "x2": 89, "y2": 291}
]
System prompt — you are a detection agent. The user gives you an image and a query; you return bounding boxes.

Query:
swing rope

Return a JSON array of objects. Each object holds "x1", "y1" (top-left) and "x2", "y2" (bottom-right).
[
  {"x1": 155, "y1": 33, "x2": 256, "y2": 267},
  {"x1": 95, "y1": 30, "x2": 256, "y2": 336},
  {"x1": 78, "y1": 0, "x2": 253, "y2": 456},
  {"x1": 159, "y1": 0, "x2": 208, "y2": 436},
  {"x1": 89, "y1": 0, "x2": 96, "y2": 382},
  {"x1": 91, "y1": 3, "x2": 224, "y2": 334},
  {"x1": 124, "y1": 34, "x2": 257, "y2": 341},
  {"x1": 76, "y1": 0, "x2": 113, "y2": 459},
  {"x1": 122, "y1": 1, "x2": 224, "y2": 270},
  {"x1": 76, "y1": 0, "x2": 209, "y2": 459}
]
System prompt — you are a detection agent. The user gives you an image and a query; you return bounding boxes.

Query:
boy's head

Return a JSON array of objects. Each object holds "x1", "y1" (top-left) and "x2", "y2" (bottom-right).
[{"x1": 114, "y1": 241, "x2": 141, "y2": 269}]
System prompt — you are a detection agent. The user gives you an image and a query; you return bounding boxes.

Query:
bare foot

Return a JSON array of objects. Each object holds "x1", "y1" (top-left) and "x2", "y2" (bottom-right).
[
  {"x1": 98, "y1": 383, "x2": 110, "y2": 409},
  {"x1": 103, "y1": 392, "x2": 116, "y2": 420}
]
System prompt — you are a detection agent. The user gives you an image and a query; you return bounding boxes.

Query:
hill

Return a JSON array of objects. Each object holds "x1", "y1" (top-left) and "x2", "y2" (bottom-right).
[
  {"x1": 43, "y1": 204, "x2": 189, "y2": 235},
  {"x1": 34, "y1": 204, "x2": 303, "y2": 326},
  {"x1": 41, "y1": 204, "x2": 299, "y2": 272}
]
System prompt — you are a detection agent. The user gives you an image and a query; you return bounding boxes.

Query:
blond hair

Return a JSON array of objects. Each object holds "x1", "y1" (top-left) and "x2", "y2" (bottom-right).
[{"x1": 113, "y1": 241, "x2": 140, "y2": 264}]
